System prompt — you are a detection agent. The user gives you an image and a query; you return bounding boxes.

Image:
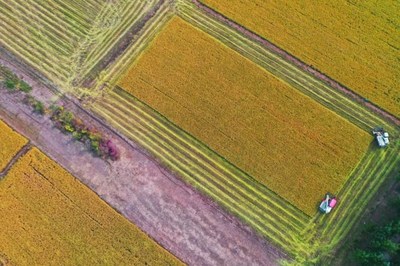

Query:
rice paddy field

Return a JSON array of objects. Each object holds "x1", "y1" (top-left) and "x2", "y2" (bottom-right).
[
  {"x1": 0, "y1": 119, "x2": 27, "y2": 171},
  {"x1": 118, "y1": 17, "x2": 371, "y2": 215},
  {"x1": 93, "y1": 10, "x2": 400, "y2": 261},
  {"x1": 0, "y1": 0, "x2": 160, "y2": 90},
  {"x1": 199, "y1": 0, "x2": 400, "y2": 117},
  {"x1": 1, "y1": 0, "x2": 399, "y2": 264},
  {"x1": 0, "y1": 147, "x2": 181, "y2": 266}
]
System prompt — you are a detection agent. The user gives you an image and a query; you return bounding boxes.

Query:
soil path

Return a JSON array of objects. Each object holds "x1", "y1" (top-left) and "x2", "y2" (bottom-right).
[{"x1": 0, "y1": 58, "x2": 286, "y2": 265}]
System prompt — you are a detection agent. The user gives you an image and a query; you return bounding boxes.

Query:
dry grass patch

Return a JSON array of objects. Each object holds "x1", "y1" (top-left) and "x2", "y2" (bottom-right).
[
  {"x1": 0, "y1": 119, "x2": 27, "y2": 171},
  {"x1": 118, "y1": 17, "x2": 371, "y2": 215},
  {"x1": 0, "y1": 148, "x2": 181, "y2": 266},
  {"x1": 200, "y1": 0, "x2": 400, "y2": 116}
]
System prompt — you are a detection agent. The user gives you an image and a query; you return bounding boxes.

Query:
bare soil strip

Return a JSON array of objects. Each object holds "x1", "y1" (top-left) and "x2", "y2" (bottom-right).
[{"x1": 0, "y1": 57, "x2": 286, "y2": 265}]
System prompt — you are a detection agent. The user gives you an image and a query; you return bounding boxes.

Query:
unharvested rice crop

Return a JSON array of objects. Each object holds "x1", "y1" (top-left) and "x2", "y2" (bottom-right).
[
  {"x1": 200, "y1": 0, "x2": 400, "y2": 116},
  {"x1": 0, "y1": 119, "x2": 27, "y2": 171},
  {"x1": 0, "y1": 148, "x2": 181, "y2": 266},
  {"x1": 118, "y1": 17, "x2": 371, "y2": 215}
]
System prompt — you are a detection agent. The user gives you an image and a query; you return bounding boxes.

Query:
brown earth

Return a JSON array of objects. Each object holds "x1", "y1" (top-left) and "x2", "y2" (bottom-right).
[{"x1": 0, "y1": 56, "x2": 286, "y2": 265}]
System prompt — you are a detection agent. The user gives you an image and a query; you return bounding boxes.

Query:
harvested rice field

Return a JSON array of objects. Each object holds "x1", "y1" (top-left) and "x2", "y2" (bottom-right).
[
  {"x1": 0, "y1": 0, "x2": 159, "y2": 89},
  {"x1": 118, "y1": 17, "x2": 371, "y2": 215},
  {"x1": 0, "y1": 119, "x2": 27, "y2": 171},
  {"x1": 0, "y1": 147, "x2": 181, "y2": 266},
  {"x1": 200, "y1": 0, "x2": 400, "y2": 116}
]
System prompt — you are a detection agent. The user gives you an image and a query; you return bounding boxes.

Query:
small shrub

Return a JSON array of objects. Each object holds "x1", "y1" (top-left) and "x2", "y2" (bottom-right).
[
  {"x1": 19, "y1": 80, "x2": 32, "y2": 93},
  {"x1": 5, "y1": 78, "x2": 16, "y2": 90},
  {"x1": 64, "y1": 123, "x2": 75, "y2": 133},
  {"x1": 90, "y1": 140, "x2": 101, "y2": 156},
  {"x1": 60, "y1": 111, "x2": 74, "y2": 124},
  {"x1": 106, "y1": 140, "x2": 120, "y2": 160},
  {"x1": 33, "y1": 101, "x2": 45, "y2": 115},
  {"x1": 72, "y1": 131, "x2": 82, "y2": 140}
]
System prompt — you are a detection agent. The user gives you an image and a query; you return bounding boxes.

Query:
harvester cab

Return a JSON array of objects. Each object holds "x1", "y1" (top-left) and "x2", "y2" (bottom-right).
[
  {"x1": 319, "y1": 194, "x2": 337, "y2": 214},
  {"x1": 372, "y1": 127, "x2": 389, "y2": 148}
]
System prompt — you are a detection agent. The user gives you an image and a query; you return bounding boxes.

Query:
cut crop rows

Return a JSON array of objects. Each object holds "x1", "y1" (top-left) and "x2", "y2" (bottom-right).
[
  {"x1": 89, "y1": 1, "x2": 400, "y2": 262},
  {"x1": 0, "y1": 0, "x2": 160, "y2": 91},
  {"x1": 78, "y1": 0, "x2": 174, "y2": 100},
  {"x1": 91, "y1": 87, "x2": 312, "y2": 256}
]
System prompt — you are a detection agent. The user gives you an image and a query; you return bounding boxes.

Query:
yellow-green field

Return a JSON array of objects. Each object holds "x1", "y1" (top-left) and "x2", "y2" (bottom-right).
[
  {"x1": 0, "y1": 119, "x2": 27, "y2": 171},
  {"x1": 200, "y1": 0, "x2": 400, "y2": 116},
  {"x1": 0, "y1": 147, "x2": 181, "y2": 266},
  {"x1": 0, "y1": 0, "x2": 159, "y2": 91},
  {"x1": 118, "y1": 17, "x2": 371, "y2": 215}
]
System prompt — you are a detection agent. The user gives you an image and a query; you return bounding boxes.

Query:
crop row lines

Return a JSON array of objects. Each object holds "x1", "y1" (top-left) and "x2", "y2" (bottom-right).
[
  {"x1": 175, "y1": 0, "x2": 396, "y2": 135},
  {"x1": 11, "y1": 0, "x2": 88, "y2": 40},
  {"x1": 0, "y1": 9, "x2": 70, "y2": 76},
  {"x1": 0, "y1": 0, "x2": 162, "y2": 92},
  {"x1": 108, "y1": 88, "x2": 309, "y2": 229},
  {"x1": 77, "y1": 0, "x2": 159, "y2": 81},
  {"x1": 91, "y1": 91, "x2": 311, "y2": 256},
  {"x1": 11, "y1": 0, "x2": 77, "y2": 51},
  {"x1": 323, "y1": 144, "x2": 399, "y2": 242},
  {"x1": 176, "y1": 1, "x2": 400, "y2": 262},
  {"x1": 79, "y1": 1, "x2": 174, "y2": 99}
]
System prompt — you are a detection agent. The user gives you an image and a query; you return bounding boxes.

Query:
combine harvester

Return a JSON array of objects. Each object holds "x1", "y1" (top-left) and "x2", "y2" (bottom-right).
[
  {"x1": 319, "y1": 127, "x2": 390, "y2": 214},
  {"x1": 319, "y1": 194, "x2": 337, "y2": 214},
  {"x1": 372, "y1": 127, "x2": 390, "y2": 148}
]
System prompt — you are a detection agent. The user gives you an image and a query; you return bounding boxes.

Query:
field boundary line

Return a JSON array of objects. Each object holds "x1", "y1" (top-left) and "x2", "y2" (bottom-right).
[
  {"x1": 91, "y1": 100, "x2": 310, "y2": 255},
  {"x1": 109, "y1": 87, "x2": 310, "y2": 225},
  {"x1": 188, "y1": 0, "x2": 400, "y2": 125},
  {"x1": 176, "y1": 0, "x2": 399, "y2": 135}
]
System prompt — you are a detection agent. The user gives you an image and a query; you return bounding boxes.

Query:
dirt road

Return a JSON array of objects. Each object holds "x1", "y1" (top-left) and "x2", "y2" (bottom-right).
[{"x1": 0, "y1": 58, "x2": 285, "y2": 265}]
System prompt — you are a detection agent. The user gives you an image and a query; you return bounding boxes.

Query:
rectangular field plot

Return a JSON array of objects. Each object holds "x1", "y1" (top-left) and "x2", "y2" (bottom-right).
[
  {"x1": 200, "y1": 0, "x2": 400, "y2": 116},
  {"x1": 118, "y1": 17, "x2": 371, "y2": 215},
  {"x1": 0, "y1": 119, "x2": 27, "y2": 171},
  {"x1": 0, "y1": 147, "x2": 181, "y2": 265}
]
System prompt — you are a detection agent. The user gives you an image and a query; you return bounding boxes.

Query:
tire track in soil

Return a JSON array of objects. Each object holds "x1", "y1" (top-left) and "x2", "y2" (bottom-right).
[{"x1": 0, "y1": 142, "x2": 32, "y2": 179}]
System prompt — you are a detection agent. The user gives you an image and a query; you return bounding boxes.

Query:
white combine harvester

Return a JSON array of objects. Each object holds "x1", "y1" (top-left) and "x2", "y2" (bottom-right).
[
  {"x1": 319, "y1": 194, "x2": 337, "y2": 214},
  {"x1": 372, "y1": 127, "x2": 390, "y2": 148}
]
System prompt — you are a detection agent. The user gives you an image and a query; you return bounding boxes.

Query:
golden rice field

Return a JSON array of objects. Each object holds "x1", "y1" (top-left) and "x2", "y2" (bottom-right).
[
  {"x1": 0, "y1": 147, "x2": 181, "y2": 266},
  {"x1": 0, "y1": 119, "x2": 27, "y2": 171},
  {"x1": 118, "y1": 17, "x2": 371, "y2": 215},
  {"x1": 200, "y1": 0, "x2": 400, "y2": 117}
]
